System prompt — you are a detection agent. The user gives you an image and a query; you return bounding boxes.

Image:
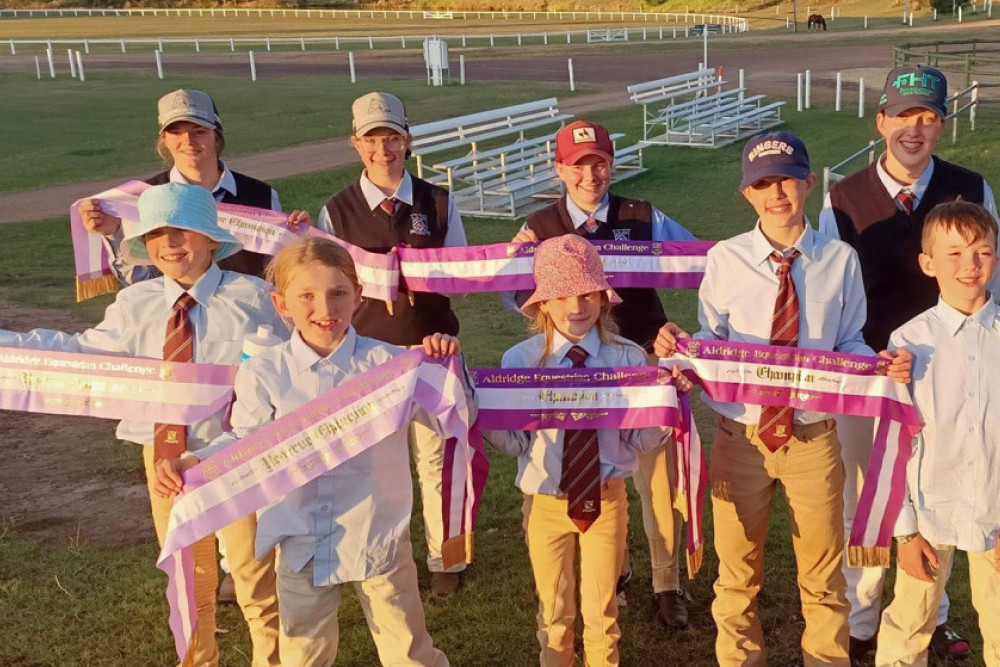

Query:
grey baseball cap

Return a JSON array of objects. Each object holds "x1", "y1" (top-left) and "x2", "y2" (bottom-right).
[
  {"x1": 351, "y1": 92, "x2": 408, "y2": 136},
  {"x1": 157, "y1": 89, "x2": 222, "y2": 132},
  {"x1": 879, "y1": 65, "x2": 948, "y2": 118}
]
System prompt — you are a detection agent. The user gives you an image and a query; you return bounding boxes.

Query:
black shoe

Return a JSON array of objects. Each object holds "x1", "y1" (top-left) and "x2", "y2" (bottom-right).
[
  {"x1": 849, "y1": 635, "x2": 877, "y2": 665},
  {"x1": 652, "y1": 589, "x2": 689, "y2": 630},
  {"x1": 930, "y1": 623, "x2": 971, "y2": 660}
]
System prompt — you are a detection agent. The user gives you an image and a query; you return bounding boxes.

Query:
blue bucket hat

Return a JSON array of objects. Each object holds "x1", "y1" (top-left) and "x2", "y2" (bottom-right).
[{"x1": 122, "y1": 183, "x2": 242, "y2": 265}]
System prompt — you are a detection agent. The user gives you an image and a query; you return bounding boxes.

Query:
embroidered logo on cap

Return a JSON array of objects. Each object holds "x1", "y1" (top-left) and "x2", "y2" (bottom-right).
[
  {"x1": 367, "y1": 98, "x2": 391, "y2": 117},
  {"x1": 747, "y1": 140, "x2": 795, "y2": 162},
  {"x1": 573, "y1": 126, "x2": 597, "y2": 144},
  {"x1": 891, "y1": 70, "x2": 942, "y2": 97}
]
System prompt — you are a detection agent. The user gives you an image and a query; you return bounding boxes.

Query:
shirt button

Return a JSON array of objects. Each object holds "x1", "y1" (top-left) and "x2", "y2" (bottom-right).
[
  {"x1": 969, "y1": 461, "x2": 976, "y2": 467},
  {"x1": 969, "y1": 355, "x2": 976, "y2": 361}
]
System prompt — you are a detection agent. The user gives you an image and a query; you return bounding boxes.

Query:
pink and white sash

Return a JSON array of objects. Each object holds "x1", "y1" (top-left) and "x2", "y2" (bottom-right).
[
  {"x1": 158, "y1": 350, "x2": 485, "y2": 664},
  {"x1": 70, "y1": 181, "x2": 398, "y2": 303},
  {"x1": 397, "y1": 240, "x2": 715, "y2": 295},
  {"x1": 0, "y1": 347, "x2": 235, "y2": 424},
  {"x1": 666, "y1": 338, "x2": 921, "y2": 568},
  {"x1": 470, "y1": 365, "x2": 706, "y2": 576}
]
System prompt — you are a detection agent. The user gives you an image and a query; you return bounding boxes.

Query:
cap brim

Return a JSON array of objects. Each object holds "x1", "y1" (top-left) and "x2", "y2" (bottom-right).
[
  {"x1": 122, "y1": 221, "x2": 242, "y2": 265},
  {"x1": 558, "y1": 148, "x2": 614, "y2": 166},
  {"x1": 740, "y1": 165, "x2": 811, "y2": 191},
  {"x1": 159, "y1": 115, "x2": 220, "y2": 133},
  {"x1": 880, "y1": 101, "x2": 946, "y2": 119},
  {"x1": 354, "y1": 120, "x2": 409, "y2": 137}
]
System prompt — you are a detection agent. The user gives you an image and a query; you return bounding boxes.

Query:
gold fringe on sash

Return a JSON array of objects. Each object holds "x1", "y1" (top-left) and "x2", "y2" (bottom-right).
[
  {"x1": 75, "y1": 274, "x2": 118, "y2": 302},
  {"x1": 847, "y1": 545, "x2": 890, "y2": 569},
  {"x1": 686, "y1": 545, "x2": 704, "y2": 579},
  {"x1": 180, "y1": 633, "x2": 198, "y2": 667},
  {"x1": 441, "y1": 532, "x2": 472, "y2": 570}
]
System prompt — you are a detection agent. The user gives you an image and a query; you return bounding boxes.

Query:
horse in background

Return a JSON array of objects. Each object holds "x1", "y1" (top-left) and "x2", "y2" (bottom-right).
[{"x1": 807, "y1": 13, "x2": 827, "y2": 30}]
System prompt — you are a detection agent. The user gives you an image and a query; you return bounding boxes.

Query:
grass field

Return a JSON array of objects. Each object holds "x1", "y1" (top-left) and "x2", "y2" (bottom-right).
[{"x1": 2, "y1": 100, "x2": 997, "y2": 665}]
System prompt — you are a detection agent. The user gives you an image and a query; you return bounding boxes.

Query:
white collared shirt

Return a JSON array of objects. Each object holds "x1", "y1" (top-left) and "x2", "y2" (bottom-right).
[
  {"x1": 890, "y1": 297, "x2": 1000, "y2": 552},
  {"x1": 317, "y1": 171, "x2": 467, "y2": 247},
  {"x1": 483, "y1": 327, "x2": 664, "y2": 496},
  {"x1": 195, "y1": 328, "x2": 428, "y2": 585},
  {"x1": 818, "y1": 155, "x2": 998, "y2": 237},
  {"x1": 695, "y1": 223, "x2": 873, "y2": 425},
  {"x1": 517, "y1": 193, "x2": 697, "y2": 242},
  {"x1": 0, "y1": 264, "x2": 287, "y2": 449}
]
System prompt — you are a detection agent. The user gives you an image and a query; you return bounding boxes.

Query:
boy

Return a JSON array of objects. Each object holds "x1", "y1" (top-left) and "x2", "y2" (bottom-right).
[
  {"x1": 511, "y1": 120, "x2": 696, "y2": 628},
  {"x1": 819, "y1": 65, "x2": 997, "y2": 660},
  {"x1": 875, "y1": 201, "x2": 1000, "y2": 667},
  {"x1": 317, "y1": 92, "x2": 469, "y2": 595},
  {"x1": 1, "y1": 183, "x2": 283, "y2": 667},
  {"x1": 654, "y1": 132, "x2": 910, "y2": 666}
]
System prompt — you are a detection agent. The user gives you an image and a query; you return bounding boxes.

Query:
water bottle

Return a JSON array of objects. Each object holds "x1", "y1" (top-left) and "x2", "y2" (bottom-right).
[{"x1": 241, "y1": 324, "x2": 281, "y2": 361}]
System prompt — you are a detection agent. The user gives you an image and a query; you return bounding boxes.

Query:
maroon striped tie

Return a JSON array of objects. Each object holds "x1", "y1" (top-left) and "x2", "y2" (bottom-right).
[
  {"x1": 758, "y1": 251, "x2": 800, "y2": 452},
  {"x1": 153, "y1": 293, "x2": 196, "y2": 461},
  {"x1": 379, "y1": 197, "x2": 396, "y2": 215},
  {"x1": 560, "y1": 345, "x2": 602, "y2": 532},
  {"x1": 895, "y1": 189, "x2": 915, "y2": 214}
]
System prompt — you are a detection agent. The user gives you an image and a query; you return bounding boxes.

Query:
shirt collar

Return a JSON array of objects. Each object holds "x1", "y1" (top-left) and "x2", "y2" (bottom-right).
[
  {"x1": 289, "y1": 326, "x2": 359, "y2": 374},
  {"x1": 359, "y1": 171, "x2": 414, "y2": 210},
  {"x1": 162, "y1": 262, "x2": 222, "y2": 309},
  {"x1": 552, "y1": 326, "x2": 602, "y2": 365},
  {"x1": 566, "y1": 194, "x2": 611, "y2": 229},
  {"x1": 750, "y1": 220, "x2": 816, "y2": 266},
  {"x1": 876, "y1": 153, "x2": 934, "y2": 202},
  {"x1": 934, "y1": 295, "x2": 999, "y2": 336},
  {"x1": 169, "y1": 162, "x2": 236, "y2": 198}
]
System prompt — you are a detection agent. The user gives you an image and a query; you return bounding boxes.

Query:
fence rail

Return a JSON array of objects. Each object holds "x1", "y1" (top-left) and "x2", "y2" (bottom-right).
[
  {"x1": 823, "y1": 82, "x2": 985, "y2": 196},
  {"x1": 3, "y1": 23, "x2": 746, "y2": 55},
  {"x1": 0, "y1": 7, "x2": 748, "y2": 29},
  {"x1": 894, "y1": 40, "x2": 1000, "y2": 86}
]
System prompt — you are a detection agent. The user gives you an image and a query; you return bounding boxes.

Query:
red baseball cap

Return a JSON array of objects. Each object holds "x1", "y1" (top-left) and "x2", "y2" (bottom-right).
[{"x1": 555, "y1": 120, "x2": 614, "y2": 166}]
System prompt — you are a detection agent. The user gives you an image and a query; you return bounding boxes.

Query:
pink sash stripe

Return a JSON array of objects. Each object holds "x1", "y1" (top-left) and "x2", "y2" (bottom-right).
[
  {"x1": 669, "y1": 339, "x2": 921, "y2": 567},
  {"x1": 0, "y1": 347, "x2": 236, "y2": 424},
  {"x1": 157, "y1": 351, "x2": 482, "y2": 664}
]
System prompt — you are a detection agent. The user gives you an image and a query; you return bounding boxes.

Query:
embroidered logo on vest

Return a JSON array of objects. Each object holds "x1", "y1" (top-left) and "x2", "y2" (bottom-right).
[
  {"x1": 612, "y1": 228, "x2": 631, "y2": 241},
  {"x1": 410, "y1": 213, "x2": 431, "y2": 236}
]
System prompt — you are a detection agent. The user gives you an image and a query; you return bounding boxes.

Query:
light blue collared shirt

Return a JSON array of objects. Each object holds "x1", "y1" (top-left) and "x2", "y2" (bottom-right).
[
  {"x1": 0, "y1": 263, "x2": 287, "y2": 449},
  {"x1": 695, "y1": 223, "x2": 873, "y2": 425},
  {"x1": 483, "y1": 327, "x2": 664, "y2": 496},
  {"x1": 196, "y1": 328, "x2": 452, "y2": 585},
  {"x1": 317, "y1": 170, "x2": 467, "y2": 247},
  {"x1": 890, "y1": 297, "x2": 1000, "y2": 552}
]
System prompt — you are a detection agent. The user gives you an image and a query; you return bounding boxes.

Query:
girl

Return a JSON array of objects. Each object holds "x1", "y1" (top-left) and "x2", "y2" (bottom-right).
[
  {"x1": 156, "y1": 237, "x2": 463, "y2": 666},
  {"x1": 484, "y1": 234, "x2": 687, "y2": 667}
]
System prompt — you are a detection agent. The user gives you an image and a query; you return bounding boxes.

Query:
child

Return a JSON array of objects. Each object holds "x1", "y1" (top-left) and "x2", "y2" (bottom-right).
[
  {"x1": 874, "y1": 201, "x2": 1000, "y2": 667},
  {"x1": 156, "y1": 237, "x2": 465, "y2": 666},
  {"x1": 654, "y1": 132, "x2": 911, "y2": 666},
  {"x1": 819, "y1": 65, "x2": 998, "y2": 660},
  {"x1": 485, "y1": 234, "x2": 680, "y2": 666},
  {"x1": 0, "y1": 182, "x2": 283, "y2": 667},
  {"x1": 317, "y1": 91, "x2": 469, "y2": 595},
  {"x1": 511, "y1": 119, "x2": 696, "y2": 626}
]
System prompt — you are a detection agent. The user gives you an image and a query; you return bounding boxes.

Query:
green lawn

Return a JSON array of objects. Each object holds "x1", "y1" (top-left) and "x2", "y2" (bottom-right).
[
  {"x1": 1, "y1": 104, "x2": 996, "y2": 665},
  {"x1": 0, "y1": 74, "x2": 574, "y2": 193}
]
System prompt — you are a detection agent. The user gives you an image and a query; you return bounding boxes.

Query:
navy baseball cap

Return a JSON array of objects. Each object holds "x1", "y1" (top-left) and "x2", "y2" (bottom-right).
[
  {"x1": 740, "y1": 132, "x2": 811, "y2": 190},
  {"x1": 879, "y1": 65, "x2": 947, "y2": 118}
]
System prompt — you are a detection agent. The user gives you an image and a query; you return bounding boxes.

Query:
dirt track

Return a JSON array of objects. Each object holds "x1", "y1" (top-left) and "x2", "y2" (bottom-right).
[{"x1": 0, "y1": 42, "x2": 895, "y2": 224}]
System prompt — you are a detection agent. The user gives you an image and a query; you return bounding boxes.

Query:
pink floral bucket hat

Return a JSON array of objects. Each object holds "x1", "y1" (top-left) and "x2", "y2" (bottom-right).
[{"x1": 522, "y1": 234, "x2": 621, "y2": 314}]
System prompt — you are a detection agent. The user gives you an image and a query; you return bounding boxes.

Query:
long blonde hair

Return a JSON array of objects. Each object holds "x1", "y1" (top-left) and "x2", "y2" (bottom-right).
[
  {"x1": 265, "y1": 238, "x2": 360, "y2": 295},
  {"x1": 529, "y1": 293, "x2": 620, "y2": 366}
]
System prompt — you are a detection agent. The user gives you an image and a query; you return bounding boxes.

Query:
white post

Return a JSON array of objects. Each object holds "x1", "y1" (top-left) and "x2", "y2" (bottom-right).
[
  {"x1": 858, "y1": 78, "x2": 865, "y2": 118},
  {"x1": 786, "y1": 16, "x2": 790, "y2": 28},
  {"x1": 249, "y1": 50, "x2": 257, "y2": 81},
  {"x1": 459, "y1": 54, "x2": 465, "y2": 84},
  {"x1": 517, "y1": 33, "x2": 522, "y2": 45},
  {"x1": 401, "y1": 35, "x2": 406, "y2": 48},
  {"x1": 335, "y1": 36, "x2": 340, "y2": 50},
  {"x1": 835, "y1": 72, "x2": 842, "y2": 111},
  {"x1": 349, "y1": 51, "x2": 356, "y2": 83},
  {"x1": 121, "y1": 38, "x2": 126, "y2": 53},
  {"x1": 368, "y1": 36, "x2": 373, "y2": 49},
  {"x1": 84, "y1": 39, "x2": 89, "y2": 54},
  {"x1": 266, "y1": 37, "x2": 270, "y2": 51},
  {"x1": 158, "y1": 38, "x2": 163, "y2": 51},
  {"x1": 155, "y1": 49, "x2": 164, "y2": 79},
  {"x1": 673, "y1": 26, "x2": 677, "y2": 38},
  {"x1": 566, "y1": 30, "x2": 571, "y2": 43},
  {"x1": 805, "y1": 69, "x2": 811, "y2": 109},
  {"x1": 46, "y1": 48, "x2": 55, "y2": 78},
  {"x1": 230, "y1": 38, "x2": 235, "y2": 51},
  {"x1": 568, "y1": 57, "x2": 575, "y2": 92},
  {"x1": 909, "y1": 11, "x2": 914, "y2": 26},
  {"x1": 8, "y1": 40, "x2": 14, "y2": 55},
  {"x1": 490, "y1": 34, "x2": 494, "y2": 46},
  {"x1": 864, "y1": 15, "x2": 868, "y2": 28},
  {"x1": 68, "y1": 49, "x2": 77, "y2": 78},
  {"x1": 934, "y1": 8, "x2": 938, "y2": 20},
  {"x1": 195, "y1": 39, "x2": 200, "y2": 52},
  {"x1": 35, "y1": 55, "x2": 41, "y2": 79},
  {"x1": 959, "y1": 5, "x2": 963, "y2": 21},
  {"x1": 738, "y1": 68, "x2": 745, "y2": 99},
  {"x1": 702, "y1": 28, "x2": 708, "y2": 68},
  {"x1": 301, "y1": 37, "x2": 306, "y2": 51},
  {"x1": 797, "y1": 72, "x2": 803, "y2": 111},
  {"x1": 75, "y1": 50, "x2": 85, "y2": 81}
]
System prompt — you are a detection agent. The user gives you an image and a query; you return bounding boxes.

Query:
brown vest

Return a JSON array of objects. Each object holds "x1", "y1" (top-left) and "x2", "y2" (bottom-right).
[
  {"x1": 829, "y1": 157, "x2": 985, "y2": 350},
  {"x1": 322, "y1": 176, "x2": 458, "y2": 345},
  {"x1": 526, "y1": 195, "x2": 666, "y2": 352}
]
